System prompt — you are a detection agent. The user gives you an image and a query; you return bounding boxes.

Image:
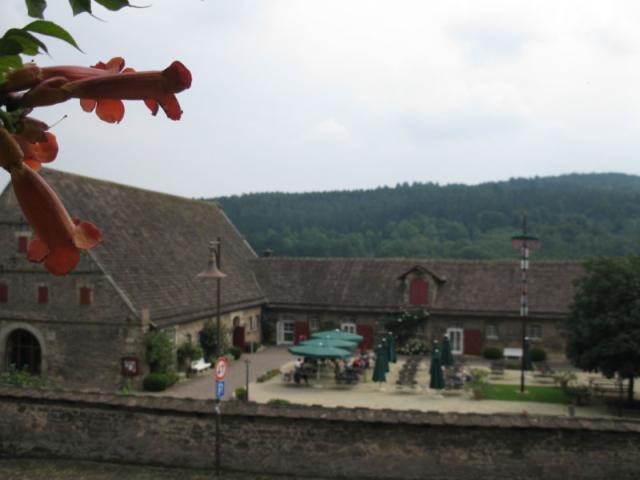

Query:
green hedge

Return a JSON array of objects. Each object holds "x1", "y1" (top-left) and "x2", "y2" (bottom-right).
[
  {"x1": 143, "y1": 372, "x2": 178, "y2": 392},
  {"x1": 229, "y1": 346, "x2": 243, "y2": 360},
  {"x1": 531, "y1": 347, "x2": 547, "y2": 362},
  {"x1": 482, "y1": 346, "x2": 503, "y2": 360}
]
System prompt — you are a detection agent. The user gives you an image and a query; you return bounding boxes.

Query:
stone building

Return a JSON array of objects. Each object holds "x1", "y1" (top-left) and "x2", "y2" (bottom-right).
[
  {"x1": 1, "y1": 169, "x2": 584, "y2": 391},
  {"x1": 0, "y1": 169, "x2": 265, "y2": 390},
  {"x1": 252, "y1": 257, "x2": 583, "y2": 358}
]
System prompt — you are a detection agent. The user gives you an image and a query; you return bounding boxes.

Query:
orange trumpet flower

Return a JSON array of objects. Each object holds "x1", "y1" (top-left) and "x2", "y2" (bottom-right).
[{"x1": 10, "y1": 163, "x2": 102, "y2": 276}]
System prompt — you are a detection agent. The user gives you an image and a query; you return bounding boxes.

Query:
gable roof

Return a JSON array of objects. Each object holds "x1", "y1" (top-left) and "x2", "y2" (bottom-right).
[
  {"x1": 251, "y1": 257, "x2": 584, "y2": 316},
  {"x1": 3, "y1": 169, "x2": 266, "y2": 327}
]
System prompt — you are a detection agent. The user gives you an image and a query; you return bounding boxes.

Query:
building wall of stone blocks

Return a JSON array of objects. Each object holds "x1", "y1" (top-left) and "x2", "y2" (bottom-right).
[{"x1": 1, "y1": 387, "x2": 639, "y2": 480}]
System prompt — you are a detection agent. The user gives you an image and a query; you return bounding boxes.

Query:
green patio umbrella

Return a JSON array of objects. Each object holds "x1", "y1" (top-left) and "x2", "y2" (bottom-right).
[
  {"x1": 300, "y1": 338, "x2": 358, "y2": 350},
  {"x1": 372, "y1": 344, "x2": 387, "y2": 383},
  {"x1": 381, "y1": 338, "x2": 390, "y2": 372},
  {"x1": 312, "y1": 329, "x2": 363, "y2": 343},
  {"x1": 429, "y1": 347, "x2": 445, "y2": 390},
  {"x1": 386, "y1": 333, "x2": 397, "y2": 363},
  {"x1": 523, "y1": 337, "x2": 533, "y2": 371},
  {"x1": 288, "y1": 343, "x2": 351, "y2": 359},
  {"x1": 441, "y1": 335, "x2": 454, "y2": 367}
]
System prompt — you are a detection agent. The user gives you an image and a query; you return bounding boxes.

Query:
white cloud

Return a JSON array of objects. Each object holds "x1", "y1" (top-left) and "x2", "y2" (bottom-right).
[{"x1": 306, "y1": 119, "x2": 350, "y2": 143}]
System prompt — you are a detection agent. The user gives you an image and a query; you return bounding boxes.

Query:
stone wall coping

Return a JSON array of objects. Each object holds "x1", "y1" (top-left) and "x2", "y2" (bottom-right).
[{"x1": 1, "y1": 385, "x2": 639, "y2": 434}]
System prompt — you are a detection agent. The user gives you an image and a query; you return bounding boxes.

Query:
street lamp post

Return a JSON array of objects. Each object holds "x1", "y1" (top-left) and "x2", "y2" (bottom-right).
[
  {"x1": 511, "y1": 214, "x2": 540, "y2": 394},
  {"x1": 197, "y1": 238, "x2": 226, "y2": 475}
]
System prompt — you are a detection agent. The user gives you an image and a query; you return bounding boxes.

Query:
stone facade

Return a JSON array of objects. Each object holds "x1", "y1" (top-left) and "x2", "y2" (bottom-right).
[{"x1": 1, "y1": 386, "x2": 639, "y2": 479}]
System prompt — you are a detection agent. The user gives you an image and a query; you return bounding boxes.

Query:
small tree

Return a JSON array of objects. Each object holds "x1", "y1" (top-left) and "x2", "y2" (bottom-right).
[
  {"x1": 176, "y1": 340, "x2": 203, "y2": 371},
  {"x1": 144, "y1": 331, "x2": 175, "y2": 374},
  {"x1": 199, "y1": 321, "x2": 230, "y2": 361},
  {"x1": 384, "y1": 308, "x2": 429, "y2": 346},
  {"x1": 566, "y1": 256, "x2": 640, "y2": 403}
]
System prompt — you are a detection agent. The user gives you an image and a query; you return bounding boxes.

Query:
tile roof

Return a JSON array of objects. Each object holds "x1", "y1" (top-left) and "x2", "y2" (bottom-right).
[
  {"x1": 251, "y1": 257, "x2": 584, "y2": 315},
  {"x1": 6, "y1": 169, "x2": 266, "y2": 326}
]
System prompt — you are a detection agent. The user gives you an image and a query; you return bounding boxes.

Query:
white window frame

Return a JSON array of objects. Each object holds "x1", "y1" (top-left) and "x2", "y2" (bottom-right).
[
  {"x1": 527, "y1": 324, "x2": 543, "y2": 340},
  {"x1": 446, "y1": 328, "x2": 464, "y2": 355},
  {"x1": 309, "y1": 317, "x2": 320, "y2": 332},
  {"x1": 341, "y1": 322, "x2": 357, "y2": 334},
  {"x1": 485, "y1": 323, "x2": 499, "y2": 340}
]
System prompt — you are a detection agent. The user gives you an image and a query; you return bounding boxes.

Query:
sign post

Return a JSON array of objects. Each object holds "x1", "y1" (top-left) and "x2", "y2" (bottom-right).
[{"x1": 213, "y1": 356, "x2": 227, "y2": 475}]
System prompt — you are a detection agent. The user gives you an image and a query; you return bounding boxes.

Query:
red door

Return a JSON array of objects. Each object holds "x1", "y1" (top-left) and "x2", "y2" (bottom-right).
[
  {"x1": 463, "y1": 329, "x2": 482, "y2": 356},
  {"x1": 356, "y1": 324, "x2": 374, "y2": 351},
  {"x1": 233, "y1": 326, "x2": 246, "y2": 350},
  {"x1": 294, "y1": 321, "x2": 310, "y2": 345}
]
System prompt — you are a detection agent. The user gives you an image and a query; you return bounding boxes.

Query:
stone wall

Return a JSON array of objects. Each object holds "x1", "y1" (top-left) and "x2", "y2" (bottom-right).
[{"x1": 1, "y1": 386, "x2": 639, "y2": 479}]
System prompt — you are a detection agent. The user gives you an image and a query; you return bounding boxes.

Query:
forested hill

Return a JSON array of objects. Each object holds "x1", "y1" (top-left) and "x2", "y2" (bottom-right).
[{"x1": 212, "y1": 173, "x2": 640, "y2": 260}]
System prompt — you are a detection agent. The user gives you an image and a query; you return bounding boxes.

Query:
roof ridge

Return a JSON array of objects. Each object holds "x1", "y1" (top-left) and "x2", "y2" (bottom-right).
[
  {"x1": 251, "y1": 256, "x2": 584, "y2": 265},
  {"x1": 40, "y1": 167, "x2": 219, "y2": 209}
]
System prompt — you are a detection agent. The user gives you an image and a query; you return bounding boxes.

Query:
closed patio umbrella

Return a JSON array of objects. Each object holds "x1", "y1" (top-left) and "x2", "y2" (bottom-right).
[
  {"x1": 441, "y1": 335, "x2": 454, "y2": 367},
  {"x1": 387, "y1": 333, "x2": 397, "y2": 363},
  {"x1": 429, "y1": 347, "x2": 445, "y2": 390},
  {"x1": 372, "y1": 344, "x2": 387, "y2": 383}
]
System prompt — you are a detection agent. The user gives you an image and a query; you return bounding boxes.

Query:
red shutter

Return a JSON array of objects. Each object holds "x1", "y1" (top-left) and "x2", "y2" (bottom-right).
[
  {"x1": 233, "y1": 326, "x2": 246, "y2": 350},
  {"x1": 294, "y1": 321, "x2": 310, "y2": 345},
  {"x1": 17, "y1": 236, "x2": 28, "y2": 253},
  {"x1": 0, "y1": 283, "x2": 7, "y2": 303},
  {"x1": 409, "y1": 278, "x2": 428, "y2": 305},
  {"x1": 463, "y1": 329, "x2": 482, "y2": 356},
  {"x1": 356, "y1": 324, "x2": 374, "y2": 351},
  {"x1": 79, "y1": 287, "x2": 92, "y2": 305},
  {"x1": 38, "y1": 286, "x2": 48, "y2": 304}
]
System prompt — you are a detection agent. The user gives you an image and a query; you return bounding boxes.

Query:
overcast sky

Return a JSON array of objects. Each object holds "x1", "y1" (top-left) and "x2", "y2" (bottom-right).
[{"x1": 3, "y1": 0, "x2": 640, "y2": 197}]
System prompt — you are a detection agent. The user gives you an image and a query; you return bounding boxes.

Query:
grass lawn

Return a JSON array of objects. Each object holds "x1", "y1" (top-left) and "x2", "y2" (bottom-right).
[{"x1": 483, "y1": 384, "x2": 570, "y2": 404}]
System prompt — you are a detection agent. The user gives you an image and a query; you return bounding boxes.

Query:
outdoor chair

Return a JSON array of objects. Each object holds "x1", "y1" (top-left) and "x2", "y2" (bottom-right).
[
  {"x1": 535, "y1": 362, "x2": 555, "y2": 377},
  {"x1": 490, "y1": 361, "x2": 505, "y2": 375}
]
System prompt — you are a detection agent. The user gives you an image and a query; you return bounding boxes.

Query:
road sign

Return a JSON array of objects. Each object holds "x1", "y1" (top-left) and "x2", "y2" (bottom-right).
[
  {"x1": 215, "y1": 356, "x2": 228, "y2": 380},
  {"x1": 216, "y1": 380, "x2": 225, "y2": 399}
]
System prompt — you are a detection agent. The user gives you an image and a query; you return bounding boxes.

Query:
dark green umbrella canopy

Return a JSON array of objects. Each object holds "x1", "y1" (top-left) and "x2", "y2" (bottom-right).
[
  {"x1": 429, "y1": 347, "x2": 445, "y2": 390},
  {"x1": 300, "y1": 338, "x2": 357, "y2": 349},
  {"x1": 523, "y1": 337, "x2": 533, "y2": 371},
  {"x1": 387, "y1": 333, "x2": 397, "y2": 363},
  {"x1": 372, "y1": 344, "x2": 388, "y2": 383},
  {"x1": 441, "y1": 335, "x2": 454, "y2": 367},
  {"x1": 288, "y1": 343, "x2": 351, "y2": 359},
  {"x1": 381, "y1": 338, "x2": 390, "y2": 372},
  {"x1": 312, "y1": 329, "x2": 363, "y2": 343}
]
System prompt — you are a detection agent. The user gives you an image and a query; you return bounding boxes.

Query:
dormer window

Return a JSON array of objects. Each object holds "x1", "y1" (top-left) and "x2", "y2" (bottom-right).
[{"x1": 409, "y1": 278, "x2": 428, "y2": 305}]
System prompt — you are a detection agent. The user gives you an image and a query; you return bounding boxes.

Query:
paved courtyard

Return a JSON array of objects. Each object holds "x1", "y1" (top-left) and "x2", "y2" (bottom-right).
[{"x1": 160, "y1": 346, "x2": 634, "y2": 419}]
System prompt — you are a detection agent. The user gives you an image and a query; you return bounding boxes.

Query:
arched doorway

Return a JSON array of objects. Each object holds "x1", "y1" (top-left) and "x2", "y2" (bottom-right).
[{"x1": 6, "y1": 329, "x2": 41, "y2": 374}]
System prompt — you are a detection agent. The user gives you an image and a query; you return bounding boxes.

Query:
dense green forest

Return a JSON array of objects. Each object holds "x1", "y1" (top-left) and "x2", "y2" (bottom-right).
[{"x1": 212, "y1": 173, "x2": 640, "y2": 260}]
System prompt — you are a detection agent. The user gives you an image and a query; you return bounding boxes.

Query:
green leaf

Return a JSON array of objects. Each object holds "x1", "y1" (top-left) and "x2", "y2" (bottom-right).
[
  {"x1": 24, "y1": 20, "x2": 82, "y2": 51},
  {"x1": 25, "y1": 0, "x2": 48, "y2": 18},
  {"x1": 68, "y1": 0, "x2": 92, "y2": 16},
  {"x1": 0, "y1": 39, "x2": 23, "y2": 56},
  {"x1": 94, "y1": 0, "x2": 130, "y2": 11},
  {"x1": 0, "y1": 55, "x2": 23, "y2": 84},
  {"x1": 4, "y1": 29, "x2": 48, "y2": 56}
]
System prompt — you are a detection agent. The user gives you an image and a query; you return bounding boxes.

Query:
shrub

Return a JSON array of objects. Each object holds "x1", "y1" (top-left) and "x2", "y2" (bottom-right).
[
  {"x1": 267, "y1": 398, "x2": 290, "y2": 406},
  {"x1": 385, "y1": 309, "x2": 429, "y2": 346},
  {"x1": 397, "y1": 338, "x2": 429, "y2": 356},
  {"x1": 530, "y1": 347, "x2": 547, "y2": 362},
  {"x1": 465, "y1": 368, "x2": 489, "y2": 399},
  {"x1": 257, "y1": 368, "x2": 281, "y2": 383},
  {"x1": 199, "y1": 321, "x2": 230, "y2": 361},
  {"x1": 229, "y1": 346, "x2": 243, "y2": 360},
  {"x1": 0, "y1": 365, "x2": 52, "y2": 389},
  {"x1": 483, "y1": 347, "x2": 503, "y2": 360},
  {"x1": 235, "y1": 386, "x2": 248, "y2": 401},
  {"x1": 143, "y1": 372, "x2": 178, "y2": 392},
  {"x1": 144, "y1": 331, "x2": 175, "y2": 373},
  {"x1": 177, "y1": 341, "x2": 203, "y2": 370}
]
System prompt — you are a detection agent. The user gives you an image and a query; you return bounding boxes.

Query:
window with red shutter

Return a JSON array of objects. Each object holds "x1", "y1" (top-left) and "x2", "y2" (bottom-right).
[
  {"x1": 409, "y1": 278, "x2": 428, "y2": 305},
  {"x1": 0, "y1": 283, "x2": 7, "y2": 303},
  {"x1": 17, "y1": 235, "x2": 28, "y2": 253},
  {"x1": 79, "y1": 287, "x2": 92, "y2": 305},
  {"x1": 38, "y1": 286, "x2": 48, "y2": 304}
]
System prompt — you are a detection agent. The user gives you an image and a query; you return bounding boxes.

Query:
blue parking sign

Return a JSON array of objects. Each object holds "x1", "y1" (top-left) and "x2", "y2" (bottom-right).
[{"x1": 216, "y1": 380, "x2": 225, "y2": 399}]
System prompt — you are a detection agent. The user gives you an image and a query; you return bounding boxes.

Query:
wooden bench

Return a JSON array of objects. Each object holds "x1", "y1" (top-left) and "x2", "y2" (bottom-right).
[
  {"x1": 503, "y1": 348, "x2": 522, "y2": 360},
  {"x1": 190, "y1": 358, "x2": 211, "y2": 373}
]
